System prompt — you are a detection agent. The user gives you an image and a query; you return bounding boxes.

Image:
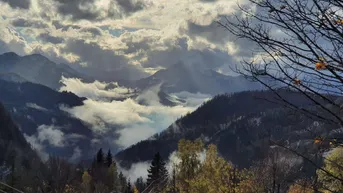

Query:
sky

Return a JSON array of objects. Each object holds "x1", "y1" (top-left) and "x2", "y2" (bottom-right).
[{"x1": 0, "y1": 0, "x2": 255, "y2": 79}]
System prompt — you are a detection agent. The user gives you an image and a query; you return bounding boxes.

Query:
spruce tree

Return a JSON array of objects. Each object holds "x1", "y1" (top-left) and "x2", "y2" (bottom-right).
[
  {"x1": 96, "y1": 148, "x2": 104, "y2": 164},
  {"x1": 126, "y1": 179, "x2": 133, "y2": 193},
  {"x1": 107, "y1": 162, "x2": 119, "y2": 192},
  {"x1": 146, "y1": 152, "x2": 168, "y2": 192},
  {"x1": 134, "y1": 177, "x2": 145, "y2": 192},
  {"x1": 119, "y1": 172, "x2": 127, "y2": 193},
  {"x1": 106, "y1": 149, "x2": 113, "y2": 167}
]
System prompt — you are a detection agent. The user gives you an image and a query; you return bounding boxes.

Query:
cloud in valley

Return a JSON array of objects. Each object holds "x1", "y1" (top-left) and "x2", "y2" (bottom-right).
[
  {"x1": 24, "y1": 124, "x2": 85, "y2": 161},
  {"x1": 60, "y1": 76, "x2": 135, "y2": 101},
  {"x1": 60, "y1": 77, "x2": 209, "y2": 149}
]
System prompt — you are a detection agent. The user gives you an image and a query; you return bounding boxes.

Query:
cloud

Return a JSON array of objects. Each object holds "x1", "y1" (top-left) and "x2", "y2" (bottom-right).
[
  {"x1": 36, "y1": 125, "x2": 65, "y2": 147},
  {"x1": 38, "y1": 33, "x2": 64, "y2": 44},
  {"x1": 11, "y1": 18, "x2": 49, "y2": 29},
  {"x1": 118, "y1": 161, "x2": 150, "y2": 181},
  {"x1": 63, "y1": 38, "x2": 127, "y2": 70},
  {"x1": 52, "y1": 0, "x2": 144, "y2": 21},
  {"x1": 53, "y1": 0, "x2": 102, "y2": 21},
  {"x1": 0, "y1": 0, "x2": 30, "y2": 9},
  {"x1": 61, "y1": 78, "x2": 208, "y2": 149},
  {"x1": 0, "y1": 27, "x2": 31, "y2": 55},
  {"x1": 170, "y1": 91, "x2": 211, "y2": 107},
  {"x1": 26, "y1": 103, "x2": 49, "y2": 112},
  {"x1": 80, "y1": 27, "x2": 103, "y2": 36},
  {"x1": 24, "y1": 133, "x2": 49, "y2": 161},
  {"x1": 24, "y1": 124, "x2": 87, "y2": 160},
  {"x1": 115, "y1": 0, "x2": 144, "y2": 14},
  {"x1": 69, "y1": 147, "x2": 82, "y2": 162},
  {"x1": 119, "y1": 149, "x2": 206, "y2": 182},
  {"x1": 60, "y1": 76, "x2": 135, "y2": 101},
  {"x1": 24, "y1": 125, "x2": 65, "y2": 161}
]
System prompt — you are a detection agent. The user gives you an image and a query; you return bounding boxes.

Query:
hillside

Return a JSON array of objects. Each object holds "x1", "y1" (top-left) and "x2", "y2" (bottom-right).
[
  {"x1": 0, "y1": 79, "x2": 94, "y2": 161},
  {"x1": 115, "y1": 90, "x2": 339, "y2": 168},
  {"x1": 0, "y1": 103, "x2": 39, "y2": 167}
]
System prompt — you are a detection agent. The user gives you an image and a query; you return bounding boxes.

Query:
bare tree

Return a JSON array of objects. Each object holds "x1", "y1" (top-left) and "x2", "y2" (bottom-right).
[
  {"x1": 219, "y1": 0, "x2": 343, "y2": 129},
  {"x1": 218, "y1": 0, "x2": 343, "y2": 191}
]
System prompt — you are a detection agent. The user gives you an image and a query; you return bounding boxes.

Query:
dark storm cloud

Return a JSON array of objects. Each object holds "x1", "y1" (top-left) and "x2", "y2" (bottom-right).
[
  {"x1": 80, "y1": 27, "x2": 103, "y2": 36},
  {"x1": 62, "y1": 39, "x2": 128, "y2": 70},
  {"x1": 38, "y1": 33, "x2": 64, "y2": 44},
  {"x1": 0, "y1": 0, "x2": 30, "y2": 9},
  {"x1": 52, "y1": 21, "x2": 82, "y2": 31},
  {"x1": 11, "y1": 18, "x2": 49, "y2": 29},
  {"x1": 53, "y1": 0, "x2": 100, "y2": 21},
  {"x1": 52, "y1": 0, "x2": 144, "y2": 21},
  {"x1": 183, "y1": 18, "x2": 259, "y2": 57},
  {"x1": 115, "y1": 0, "x2": 144, "y2": 14},
  {"x1": 62, "y1": 39, "x2": 148, "y2": 80},
  {"x1": 182, "y1": 20, "x2": 228, "y2": 44}
]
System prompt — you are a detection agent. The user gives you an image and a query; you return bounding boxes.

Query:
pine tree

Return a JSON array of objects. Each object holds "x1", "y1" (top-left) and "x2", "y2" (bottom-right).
[
  {"x1": 96, "y1": 148, "x2": 104, "y2": 164},
  {"x1": 134, "y1": 177, "x2": 145, "y2": 192},
  {"x1": 126, "y1": 179, "x2": 133, "y2": 193},
  {"x1": 107, "y1": 162, "x2": 119, "y2": 192},
  {"x1": 106, "y1": 150, "x2": 113, "y2": 167},
  {"x1": 119, "y1": 172, "x2": 127, "y2": 193},
  {"x1": 146, "y1": 152, "x2": 169, "y2": 192}
]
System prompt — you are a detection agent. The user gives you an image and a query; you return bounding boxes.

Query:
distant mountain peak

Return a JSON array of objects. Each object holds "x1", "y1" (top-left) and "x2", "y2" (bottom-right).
[
  {"x1": 0, "y1": 52, "x2": 91, "y2": 90},
  {"x1": 2, "y1": 52, "x2": 19, "y2": 57}
]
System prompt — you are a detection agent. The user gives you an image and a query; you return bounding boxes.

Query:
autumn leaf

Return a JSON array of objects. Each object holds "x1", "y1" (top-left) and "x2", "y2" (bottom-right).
[{"x1": 315, "y1": 62, "x2": 327, "y2": 70}]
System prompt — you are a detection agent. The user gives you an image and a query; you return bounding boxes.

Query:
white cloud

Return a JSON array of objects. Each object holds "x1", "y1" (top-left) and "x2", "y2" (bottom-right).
[
  {"x1": 24, "y1": 133, "x2": 49, "y2": 161},
  {"x1": 26, "y1": 103, "x2": 48, "y2": 111},
  {"x1": 36, "y1": 124, "x2": 65, "y2": 147},
  {"x1": 118, "y1": 161, "x2": 150, "y2": 181},
  {"x1": 61, "y1": 78, "x2": 209, "y2": 148},
  {"x1": 119, "y1": 149, "x2": 207, "y2": 181},
  {"x1": 60, "y1": 76, "x2": 135, "y2": 101},
  {"x1": 24, "y1": 124, "x2": 86, "y2": 161},
  {"x1": 69, "y1": 147, "x2": 82, "y2": 162}
]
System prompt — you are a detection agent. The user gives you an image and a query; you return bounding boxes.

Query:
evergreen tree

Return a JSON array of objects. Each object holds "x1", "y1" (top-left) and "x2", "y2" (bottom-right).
[
  {"x1": 119, "y1": 172, "x2": 127, "y2": 193},
  {"x1": 106, "y1": 150, "x2": 113, "y2": 167},
  {"x1": 96, "y1": 148, "x2": 104, "y2": 164},
  {"x1": 126, "y1": 179, "x2": 133, "y2": 193},
  {"x1": 107, "y1": 162, "x2": 119, "y2": 192},
  {"x1": 134, "y1": 177, "x2": 145, "y2": 192},
  {"x1": 146, "y1": 152, "x2": 169, "y2": 192}
]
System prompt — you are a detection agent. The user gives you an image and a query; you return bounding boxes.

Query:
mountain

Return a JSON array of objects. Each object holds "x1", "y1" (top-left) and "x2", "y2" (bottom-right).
[
  {"x1": 0, "y1": 102, "x2": 39, "y2": 167},
  {"x1": 0, "y1": 52, "x2": 92, "y2": 90},
  {"x1": 115, "y1": 90, "x2": 340, "y2": 169},
  {"x1": 132, "y1": 62, "x2": 265, "y2": 95},
  {"x1": 0, "y1": 79, "x2": 94, "y2": 161},
  {"x1": 0, "y1": 72, "x2": 27, "y2": 83}
]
